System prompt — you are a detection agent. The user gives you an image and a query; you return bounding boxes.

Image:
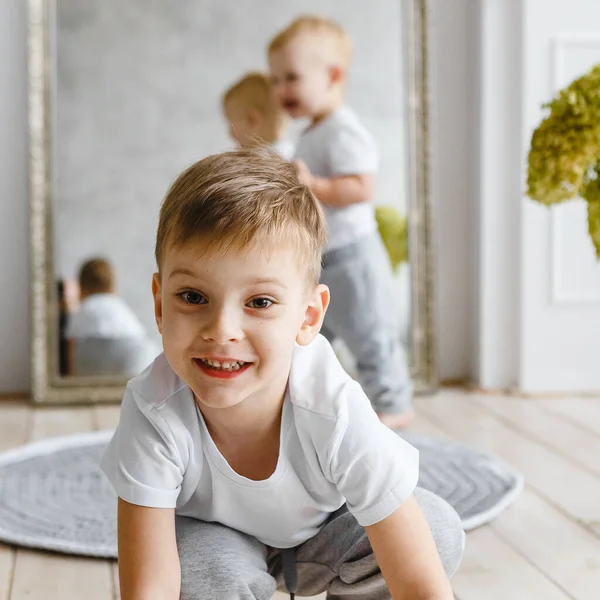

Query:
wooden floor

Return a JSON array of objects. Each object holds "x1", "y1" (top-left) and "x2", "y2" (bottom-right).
[{"x1": 1, "y1": 390, "x2": 600, "y2": 599}]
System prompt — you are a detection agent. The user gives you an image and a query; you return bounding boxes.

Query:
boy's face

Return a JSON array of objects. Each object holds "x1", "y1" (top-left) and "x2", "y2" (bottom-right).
[
  {"x1": 224, "y1": 100, "x2": 261, "y2": 149},
  {"x1": 153, "y1": 241, "x2": 328, "y2": 412},
  {"x1": 269, "y1": 38, "x2": 335, "y2": 119}
]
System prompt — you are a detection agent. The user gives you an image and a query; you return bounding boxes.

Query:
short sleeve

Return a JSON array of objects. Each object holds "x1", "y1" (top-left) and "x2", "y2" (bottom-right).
[
  {"x1": 327, "y1": 386, "x2": 419, "y2": 526},
  {"x1": 99, "y1": 385, "x2": 185, "y2": 508},
  {"x1": 327, "y1": 124, "x2": 378, "y2": 176}
]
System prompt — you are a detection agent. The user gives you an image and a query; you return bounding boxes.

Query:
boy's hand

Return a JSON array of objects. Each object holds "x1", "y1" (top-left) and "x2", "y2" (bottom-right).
[
  {"x1": 294, "y1": 160, "x2": 315, "y2": 189},
  {"x1": 295, "y1": 160, "x2": 374, "y2": 208}
]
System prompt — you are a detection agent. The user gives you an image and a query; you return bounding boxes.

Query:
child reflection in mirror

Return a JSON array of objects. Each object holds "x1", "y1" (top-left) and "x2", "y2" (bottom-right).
[
  {"x1": 222, "y1": 71, "x2": 295, "y2": 160},
  {"x1": 65, "y1": 257, "x2": 160, "y2": 377}
]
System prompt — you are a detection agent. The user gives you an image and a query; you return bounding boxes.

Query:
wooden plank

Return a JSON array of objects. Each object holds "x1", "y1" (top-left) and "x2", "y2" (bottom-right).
[
  {"x1": 10, "y1": 551, "x2": 112, "y2": 600},
  {"x1": 541, "y1": 397, "x2": 600, "y2": 438},
  {"x1": 111, "y1": 562, "x2": 120, "y2": 600},
  {"x1": 93, "y1": 405, "x2": 120, "y2": 431},
  {"x1": 409, "y1": 410, "x2": 456, "y2": 438},
  {"x1": 491, "y1": 488, "x2": 600, "y2": 600},
  {"x1": 473, "y1": 395, "x2": 600, "y2": 478},
  {"x1": 412, "y1": 409, "x2": 572, "y2": 600},
  {"x1": 416, "y1": 393, "x2": 600, "y2": 529},
  {"x1": 452, "y1": 526, "x2": 572, "y2": 600},
  {"x1": 0, "y1": 401, "x2": 31, "y2": 599},
  {"x1": 418, "y1": 393, "x2": 600, "y2": 599},
  {"x1": 10, "y1": 406, "x2": 113, "y2": 600},
  {"x1": 0, "y1": 402, "x2": 30, "y2": 453},
  {"x1": 0, "y1": 545, "x2": 15, "y2": 600},
  {"x1": 28, "y1": 406, "x2": 95, "y2": 441}
]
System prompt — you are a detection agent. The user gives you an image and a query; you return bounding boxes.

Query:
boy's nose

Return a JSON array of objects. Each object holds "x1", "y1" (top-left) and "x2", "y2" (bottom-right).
[
  {"x1": 272, "y1": 83, "x2": 285, "y2": 99},
  {"x1": 200, "y1": 307, "x2": 243, "y2": 344}
]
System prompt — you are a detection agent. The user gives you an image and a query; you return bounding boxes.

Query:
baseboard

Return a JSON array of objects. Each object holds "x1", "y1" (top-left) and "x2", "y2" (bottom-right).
[{"x1": 0, "y1": 391, "x2": 30, "y2": 402}]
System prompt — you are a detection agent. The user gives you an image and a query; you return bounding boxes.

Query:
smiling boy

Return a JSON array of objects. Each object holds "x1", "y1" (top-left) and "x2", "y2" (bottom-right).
[{"x1": 100, "y1": 149, "x2": 464, "y2": 600}]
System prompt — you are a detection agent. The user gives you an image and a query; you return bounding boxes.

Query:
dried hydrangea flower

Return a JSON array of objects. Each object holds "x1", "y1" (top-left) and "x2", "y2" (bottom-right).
[{"x1": 527, "y1": 64, "x2": 600, "y2": 255}]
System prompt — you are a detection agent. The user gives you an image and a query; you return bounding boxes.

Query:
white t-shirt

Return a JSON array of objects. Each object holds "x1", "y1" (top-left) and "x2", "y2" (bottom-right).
[
  {"x1": 272, "y1": 139, "x2": 296, "y2": 161},
  {"x1": 100, "y1": 335, "x2": 419, "y2": 548},
  {"x1": 66, "y1": 294, "x2": 146, "y2": 340},
  {"x1": 295, "y1": 106, "x2": 379, "y2": 251}
]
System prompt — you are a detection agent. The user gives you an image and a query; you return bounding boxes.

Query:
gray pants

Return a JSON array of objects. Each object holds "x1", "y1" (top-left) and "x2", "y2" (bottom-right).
[
  {"x1": 74, "y1": 336, "x2": 160, "y2": 377},
  {"x1": 176, "y1": 488, "x2": 465, "y2": 600},
  {"x1": 321, "y1": 233, "x2": 413, "y2": 415}
]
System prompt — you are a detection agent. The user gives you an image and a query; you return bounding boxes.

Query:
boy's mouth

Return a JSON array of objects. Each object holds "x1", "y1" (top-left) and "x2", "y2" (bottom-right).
[
  {"x1": 193, "y1": 358, "x2": 252, "y2": 379},
  {"x1": 283, "y1": 99, "x2": 300, "y2": 111}
]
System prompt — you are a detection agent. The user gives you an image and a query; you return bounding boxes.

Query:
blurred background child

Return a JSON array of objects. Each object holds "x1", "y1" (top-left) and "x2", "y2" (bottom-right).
[
  {"x1": 269, "y1": 16, "x2": 414, "y2": 428},
  {"x1": 222, "y1": 71, "x2": 295, "y2": 159}
]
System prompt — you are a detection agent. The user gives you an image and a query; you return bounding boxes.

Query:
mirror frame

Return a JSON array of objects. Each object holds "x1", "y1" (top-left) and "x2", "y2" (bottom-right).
[{"x1": 28, "y1": 0, "x2": 437, "y2": 404}]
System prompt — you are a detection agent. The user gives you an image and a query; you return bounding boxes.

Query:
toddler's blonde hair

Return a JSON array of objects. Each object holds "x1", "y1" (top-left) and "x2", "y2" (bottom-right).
[
  {"x1": 155, "y1": 149, "x2": 327, "y2": 286},
  {"x1": 268, "y1": 15, "x2": 353, "y2": 69},
  {"x1": 223, "y1": 72, "x2": 287, "y2": 144}
]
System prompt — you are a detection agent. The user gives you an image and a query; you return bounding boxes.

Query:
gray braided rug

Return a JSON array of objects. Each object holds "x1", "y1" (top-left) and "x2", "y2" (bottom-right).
[{"x1": 0, "y1": 430, "x2": 523, "y2": 558}]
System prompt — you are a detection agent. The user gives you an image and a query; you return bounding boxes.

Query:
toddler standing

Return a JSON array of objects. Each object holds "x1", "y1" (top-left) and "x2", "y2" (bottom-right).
[{"x1": 269, "y1": 16, "x2": 413, "y2": 428}]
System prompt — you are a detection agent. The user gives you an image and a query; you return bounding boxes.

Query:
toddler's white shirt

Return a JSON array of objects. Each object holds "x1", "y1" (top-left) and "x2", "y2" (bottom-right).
[
  {"x1": 294, "y1": 106, "x2": 379, "y2": 251},
  {"x1": 272, "y1": 138, "x2": 296, "y2": 161},
  {"x1": 100, "y1": 334, "x2": 419, "y2": 548},
  {"x1": 66, "y1": 293, "x2": 146, "y2": 340}
]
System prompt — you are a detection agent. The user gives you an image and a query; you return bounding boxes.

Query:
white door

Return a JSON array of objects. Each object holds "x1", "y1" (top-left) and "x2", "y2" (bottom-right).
[{"x1": 521, "y1": 0, "x2": 600, "y2": 391}]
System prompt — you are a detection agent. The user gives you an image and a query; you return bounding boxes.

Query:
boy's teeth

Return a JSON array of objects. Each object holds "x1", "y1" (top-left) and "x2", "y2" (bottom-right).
[{"x1": 200, "y1": 359, "x2": 245, "y2": 371}]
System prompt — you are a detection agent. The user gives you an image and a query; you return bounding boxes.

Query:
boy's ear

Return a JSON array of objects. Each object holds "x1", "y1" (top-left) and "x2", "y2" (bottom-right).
[
  {"x1": 296, "y1": 284, "x2": 330, "y2": 346},
  {"x1": 329, "y1": 65, "x2": 345, "y2": 85},
  {"x1": 246, "y1": 107, "x2": 261, "y2": 126},
  {"x1": 152, "y1": 273, "x2": 163, "y2": 334}
]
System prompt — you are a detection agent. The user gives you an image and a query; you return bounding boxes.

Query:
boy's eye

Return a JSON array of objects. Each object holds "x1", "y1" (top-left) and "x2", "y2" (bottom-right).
[
  {"x1": 179, "y1": 291, "x2": 206, "y2": 305},
  {"x1": 248, "y1": 297, "x2": 273, "y2": 309}
]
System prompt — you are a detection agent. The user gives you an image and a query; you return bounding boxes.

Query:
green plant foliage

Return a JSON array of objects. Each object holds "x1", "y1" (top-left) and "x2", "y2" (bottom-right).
[
  {"x1": 588, "y1": 198, "x2": 600, "y2": 259},
  {"x1": 375, "y1": 205, "x2": 408, "y2": 270}
]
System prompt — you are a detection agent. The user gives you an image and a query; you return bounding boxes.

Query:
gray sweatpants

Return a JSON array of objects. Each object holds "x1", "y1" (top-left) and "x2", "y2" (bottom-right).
[
  {"x1": 176, "y1": 488, "x2": 465, "y2": 600},
  {"x1": 320, "y1": 233, "x2": 413, "y2": 415}
]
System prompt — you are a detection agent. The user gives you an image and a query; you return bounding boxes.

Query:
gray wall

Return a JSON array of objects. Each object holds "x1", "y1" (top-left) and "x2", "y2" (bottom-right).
[
  {"x1": 431, "y1": 0, "x2": 480, "y2": 381},
  {"x1": 0, "y1": 0, "x2": 479, "y2": 391},
  {"x1": 54, "y1": 0, "x2": 408, "y2": 342},
  {"x1": 0, "y1": 0, "x2": 29, "y2": 391}
]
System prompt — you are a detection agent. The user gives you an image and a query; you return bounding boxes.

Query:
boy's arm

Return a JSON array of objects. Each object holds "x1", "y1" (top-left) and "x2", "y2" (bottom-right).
[
  {"x1": 365, "y1": 495, "x2": 454, "y2": 600},
  {"x1": 118, "y1": 498, "x2": 181, "y2": 600},
  {"x1": 295, "y1": 160, "x2": 373, "y2": 208}
]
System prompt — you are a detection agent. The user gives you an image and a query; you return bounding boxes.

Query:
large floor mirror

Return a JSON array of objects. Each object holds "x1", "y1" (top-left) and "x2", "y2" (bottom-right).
[{"x1": 29, "y1": 0, "x2": 436, "y2": 404}]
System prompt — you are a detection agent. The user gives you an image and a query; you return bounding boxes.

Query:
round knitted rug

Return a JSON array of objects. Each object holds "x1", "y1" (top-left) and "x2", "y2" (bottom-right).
[{"x1": 0, "y1": 430, "x2": 523, "y2": 558}]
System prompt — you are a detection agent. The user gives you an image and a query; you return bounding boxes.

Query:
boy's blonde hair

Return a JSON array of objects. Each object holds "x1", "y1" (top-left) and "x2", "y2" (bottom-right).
[
  {"x1": 268, "y1": 15, "x2": 353, "y2": 69},
  {"x1": 223, "y1": 72, "x2": 287, "y2": 144},
  {"x1": 79, "y1": 258, "x2": 115, "y2": 296},
  {"x1": 155, "y1": 149, "x2": 327, "y2": 286}
]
